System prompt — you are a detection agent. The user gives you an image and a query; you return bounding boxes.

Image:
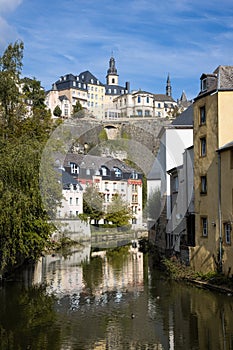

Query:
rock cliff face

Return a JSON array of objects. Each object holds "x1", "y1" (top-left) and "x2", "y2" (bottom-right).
[{"x1": 73, "y1": 118, "x2": 171, "y2": 157}]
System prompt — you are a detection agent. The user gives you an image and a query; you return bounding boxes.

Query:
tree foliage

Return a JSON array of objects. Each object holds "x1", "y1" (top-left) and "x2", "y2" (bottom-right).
[
  {"x1": 105, "y1": 194, "x2": 132, "y2": 227},
  {"x1": 0, "y1": 40, "x2": 24, "y2": 136},
  {"x1": 0, "y1": 41, "x2": 61, "y2": 274},
  {"x1": 53, "y1": 105, "x2": 62, "y2": 117},
  {"x1": 80, "y1": 185, "x2": 104, "y2": 223}
]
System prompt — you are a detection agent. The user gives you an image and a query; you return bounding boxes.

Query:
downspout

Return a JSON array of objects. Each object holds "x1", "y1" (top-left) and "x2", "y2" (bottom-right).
[{"x1": 218, "y1": 151, "x2": 223, "y2": 273}]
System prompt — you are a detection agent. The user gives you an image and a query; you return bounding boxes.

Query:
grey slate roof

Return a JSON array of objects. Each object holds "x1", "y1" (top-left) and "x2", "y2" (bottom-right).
[
  {"x1": 214, "y1": 65, "x2": 233, "y2": 89},
  {"x1": 196, "y1": 65, "x2": 233, "y2": 99},
  {"x1": 64, "y1": 153, "x2": 141, "y2": 174},
  {"x1": 153, "y1": 94, "x2": 176, "y2": 102},
  {"x1": 171, "y1": 104, "x2": 193, "y2": 126},
  {"x1": 105, "y1": 84, "x2": 127, "y2": 95},
  {"x1": 57, "y1": 168, "x2": 83, "y2": 190},
  {"x1": 78, "y1": 71, "x2": 104, "y2": 86}
]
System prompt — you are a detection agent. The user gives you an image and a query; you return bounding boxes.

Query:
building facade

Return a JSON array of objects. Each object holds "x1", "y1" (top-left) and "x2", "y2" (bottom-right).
[
  {"x1": 191, "y1": 66, "x2": 233, "y2": 273},
  {"x1": 57, "y1": 169, "x2": 83, "y2": 218},
  {"x1": 64, "y1": 153, "x2": 143, "y2": 228}
]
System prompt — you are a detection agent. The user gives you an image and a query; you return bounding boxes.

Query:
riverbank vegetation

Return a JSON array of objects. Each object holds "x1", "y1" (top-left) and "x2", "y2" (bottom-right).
[
  {"x1": 162, "y1": 257, "x2": 233, "y2": 291},
  {"x1": 0, "y1": 41, "x2": 61, "y2": 276}
]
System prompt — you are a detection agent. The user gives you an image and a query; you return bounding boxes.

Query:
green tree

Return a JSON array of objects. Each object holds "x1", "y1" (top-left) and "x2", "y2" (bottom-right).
[
  {"x1": 53, "y1": 105, "x2": 62, "y2": 117},
  {"x1": 80, "y1": 185, "x2": 104, "y2": 223},
  {"x1": 0, "y1": 40, "x2": 24, "y2": 136},
  {"x1": 105, "y1": 194, "x2": 132, "y2": 227},
  {"x1": 72, "y1": 100, "x2": 84, "y2": 118},
  {"x1": 0, "y1": 41, "x2": 61, "y2": 275}
]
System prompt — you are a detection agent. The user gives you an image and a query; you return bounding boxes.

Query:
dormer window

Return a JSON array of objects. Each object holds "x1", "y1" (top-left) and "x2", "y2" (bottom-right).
[
  {"x1": 101, "y1": 166, "x2": 108, "y2": 176},
  {"x1": 114, "y1": 167, "x2": 122, "y2": 178},
  {"x1": 131, "y1": 171, "x2": 138, "y2": 179},
  {"x1": 201, "y1": 78, "x2": 207, "y2": 91},
  {"x1": 71, "y1": 163, "x2": 79, "y2": 174}
]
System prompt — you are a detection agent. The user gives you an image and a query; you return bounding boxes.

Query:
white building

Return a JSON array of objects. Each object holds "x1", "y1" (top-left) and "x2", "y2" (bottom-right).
[
  {"x1": 64, "y1": 154, "x2": 143, "y2": 229},
  {"x1": 57, "y1": 169, "x2": 83, "y2": 218},
  {"x1": 154, "y1": 104, "x2": 193, "y2": 250},
  {"x1": 167, "y1": 146, "x2": 194, "y2": 258}
]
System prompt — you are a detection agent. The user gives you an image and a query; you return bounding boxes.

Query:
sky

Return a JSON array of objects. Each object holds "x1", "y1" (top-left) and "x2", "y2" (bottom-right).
[{"x1": 1, "y1": 0, "x2": 233, "y2": 100}]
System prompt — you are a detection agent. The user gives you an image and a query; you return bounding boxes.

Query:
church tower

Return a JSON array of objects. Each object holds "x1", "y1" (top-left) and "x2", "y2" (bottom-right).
[
  {"x1": 166, "y1": 74, "x2": 172, "y2": 97},
  {"x1": 106, "y1": 56, "x2": 119, "y2": 86}
]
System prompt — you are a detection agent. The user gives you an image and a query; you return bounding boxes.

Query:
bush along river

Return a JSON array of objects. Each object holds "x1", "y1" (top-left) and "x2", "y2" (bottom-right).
[{"x1": 1, "y1": 243, "x2": 233, "y2": 350}]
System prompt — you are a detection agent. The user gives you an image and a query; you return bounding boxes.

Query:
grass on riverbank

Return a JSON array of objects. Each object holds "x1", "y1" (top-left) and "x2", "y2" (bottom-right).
[{"x1": 162, "y1": 257, "x2": 233, "y2": 291}]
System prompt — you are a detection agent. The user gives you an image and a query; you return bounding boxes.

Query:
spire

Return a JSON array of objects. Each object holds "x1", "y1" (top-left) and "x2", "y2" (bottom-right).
[
  {"x1": 106, "y1": 55, "x2": 119, "y2": 85},
  {"x1": 107, "y1": 56, "x2": 118, "y2": 75},
  {"x1": 166, "y1": 73, "x2": 172, "y2": 97}
]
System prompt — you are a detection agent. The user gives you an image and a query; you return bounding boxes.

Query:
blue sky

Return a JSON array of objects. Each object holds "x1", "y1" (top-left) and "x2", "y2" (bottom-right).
[{"x1": 1, "y1": 0, "x2": 233, "y2": 100}]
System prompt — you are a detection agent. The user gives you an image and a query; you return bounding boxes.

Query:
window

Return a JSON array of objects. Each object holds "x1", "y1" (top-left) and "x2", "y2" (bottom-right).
[
  {"x1": 69, "y1": 197, "x2": 72, "y2": 205},
  {"x1": 146, "y1": 96, "x2": 149, "y2": 103},
  {"x1": 145, "y1": 110, "x2": 150, "y2": 116},
  {"x1": 200, "y1": 175, "x2": 207, "y2": 194},
  {"x1": 132, "y1": 195, "x2": 138, "y2": 203},
  {"x1": 114, "y1": 167, "x2": 122, "y2": 178},
  {"x1": 224, "y1": 223, "x2": 231, "y2": 244},
  {"x1": 131, "y1": 171, "x2": 138, "y2": 179},
  {"x1": 137, "y1": 110, "x2": 142, "y2": 116},
  {"x1": 137, "y1": 96, "x2": 141, "y2": 103},
  {"x1": 173, "y1": 176, "x2": 179, "y2": 192},
  {"x1": 200, "y1": 106, "x2": 206, "y2": 125},
  {"x1": 101, "y1": 166, "x2": 107, "y2": 176},
  {"x1": 201, "y1": 78, "x2": 207, "y2": 91},
  {"x1": 200, "y1": 137, "x2": 207, "y2": 157},
  {"x1": 86, "y1": 168, "x2": 90, "y2": 175},
  {"x1": 104, "y1": 182, "x2": 109, "y2": 191},
  {"x1": 76, "y1": 198, "x2": 79, "y2": 205},
  {"x1": 112, "y1": 78, "x2": 115, "y2": 84},
  {"x1": 73, "y1": 81, "x2": 76, "y2": 87},
  {"x1": 132, "y1": 184, "x2": 138, "y2": 192},
  {"x1": 201, "y1": 217, "x2": 208, "y2": 236},
  {"x1": 113, "y1": 182, "x2": 117, "y2": 191},
  {"x1": 71, "y1": 163, "x2": 79, "y2": 174},
  {"x1": 158, "y1": 103, "x2": 161, "y2": 108}
]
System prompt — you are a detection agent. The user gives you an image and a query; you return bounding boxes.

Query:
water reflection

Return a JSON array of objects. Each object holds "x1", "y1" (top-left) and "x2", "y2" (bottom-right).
[{"x1": 1, "y1": 245, "x2": 233, "y2": 349}]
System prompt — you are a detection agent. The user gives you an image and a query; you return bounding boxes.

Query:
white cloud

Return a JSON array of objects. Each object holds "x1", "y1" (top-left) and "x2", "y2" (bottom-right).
[
  {"x1": 0, "y1": 0, "x2": 22, "y2": 50},
  {"x1": 0, "y1": 0, "x2": 22, "y2": 13}
]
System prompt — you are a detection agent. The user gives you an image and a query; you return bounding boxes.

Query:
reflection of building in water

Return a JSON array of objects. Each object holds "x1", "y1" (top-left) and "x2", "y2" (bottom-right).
[
  {"x1": 33, "y1": 245, "x2": 143, "y2": 300},
  {"x1": 93, "y1": 250, "x2": 144, "y2": 295},
  {"x1": 33, "y1": 245, "x2": 91, "y2": 296}
]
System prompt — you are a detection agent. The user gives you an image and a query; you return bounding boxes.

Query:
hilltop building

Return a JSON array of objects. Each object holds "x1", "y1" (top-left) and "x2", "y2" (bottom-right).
[{"x1": 45, "y1": 57, "x2": 186, "y2": 120}]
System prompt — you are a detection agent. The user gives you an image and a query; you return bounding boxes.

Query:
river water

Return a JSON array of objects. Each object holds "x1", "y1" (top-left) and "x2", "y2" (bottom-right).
[{"x1": 1, "y1": 244, "x2": 233, "y2": 350}]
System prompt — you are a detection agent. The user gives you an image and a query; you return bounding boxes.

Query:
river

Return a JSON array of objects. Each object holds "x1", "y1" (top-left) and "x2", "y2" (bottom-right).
[{"x1": 0, "y1": 243, "x2": 233, "y2": 350}]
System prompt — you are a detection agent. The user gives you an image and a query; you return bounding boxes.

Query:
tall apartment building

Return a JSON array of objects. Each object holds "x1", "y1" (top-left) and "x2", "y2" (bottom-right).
[
  {"x1": 63, "y1": 153, "x2": 143, "y2": 228},
  {"x1": 191, "y1": 66, "x2": 233, "y2": 274}
]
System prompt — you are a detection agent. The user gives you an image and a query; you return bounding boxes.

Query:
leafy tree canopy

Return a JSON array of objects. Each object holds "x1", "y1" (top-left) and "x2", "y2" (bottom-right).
[
  {"x1": 105, "y1": 194, "x2": 132, "y2": 227},
  {"x1": 0, "y1": 41, "x2": 61, "y2": 275}
]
